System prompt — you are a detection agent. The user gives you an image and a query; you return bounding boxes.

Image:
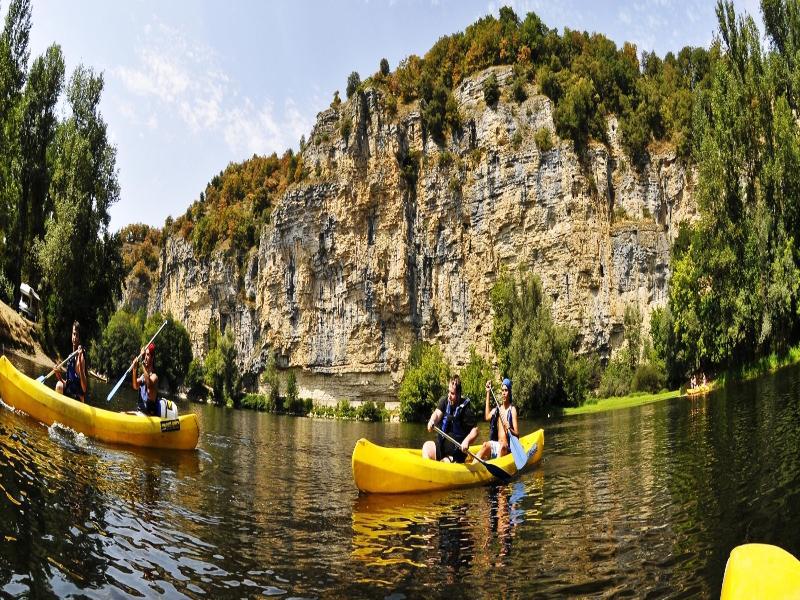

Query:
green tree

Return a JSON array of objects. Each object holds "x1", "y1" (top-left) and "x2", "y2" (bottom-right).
[
  {"x1": 398, "y1": 342, "x2": 449, "y2": 422},
  {"x1": 380, "y1": 57, "x2": 390, "y2": 76},
  {"x1": 93, "y1": 308, "x2": 141, "y2": 379},
  {"x1": 185, "y1": 358, "x2": 206, "y2": 398},
  {"x1": 346, "y1": 70, "x2": 361, "y2": 98},
  {"x1": 459, "y1": 347, "x2": 494, "y2": 405},
  {"x1": 666, "y1": 1, "x2": 800, "y2": 377},
  {"x1": 490, "y1": 272, "x2": 590, "y2": 413},
  {"x1": 204, "y1": 327, "x2": 239, "y2": 405},
  {"x1": 143, "y1": 313, "x2": 192, "y2": 392},
  {"x1": 18, "y1": 44, "x2": 65, "y2": 292},
  {"x1": 0, "y1": 0, "x2": 31, "y2": 307},
  {"x1": 35, "y1": 65, "x2": 123, "y2": 355},
  {"x1": 261, "y1": 352, "x2": 282, "y2": 412},
  {"x1": 285, "y1": 370, "x2": 303, "y2": 414}
]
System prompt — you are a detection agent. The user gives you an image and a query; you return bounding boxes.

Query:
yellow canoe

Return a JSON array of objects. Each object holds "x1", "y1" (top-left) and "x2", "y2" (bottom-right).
[
  {"x1": 0, "y1": 355, "x2": 199, "y2": 450},
  {"x1": 687, "y1": 383, "x2": 712, "y2": 396},
  {"x1": 352, "y1": 428, "x2": 544, "y2": 493},
  {"x1": 721, "y1": 543, "x2": 800, "y2": 599}
]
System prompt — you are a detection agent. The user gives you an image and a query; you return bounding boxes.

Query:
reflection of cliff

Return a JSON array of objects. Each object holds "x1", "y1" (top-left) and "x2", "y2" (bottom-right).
[{"x1": 146, "y1": 65, "x2": 696, "y2": 399}]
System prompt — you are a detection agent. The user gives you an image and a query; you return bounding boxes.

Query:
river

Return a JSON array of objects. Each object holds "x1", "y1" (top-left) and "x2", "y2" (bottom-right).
[{"x1": 1, "y1": 352, "x2": 799, "y2": 598}]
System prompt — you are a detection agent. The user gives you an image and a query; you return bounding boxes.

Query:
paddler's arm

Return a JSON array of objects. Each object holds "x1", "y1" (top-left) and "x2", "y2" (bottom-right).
[
  {"x1": 427, "y1": 408, "x2": 443, "y2": 432},
  {"x1": 461, "y1": 426, "x2": 479, "y2": 453},
  {"x1": 77, "y1": 346, "x2": 88, "y2": 396},
  {"x1": 132, "y1": 356, "x2": 140, "y2": 390}
]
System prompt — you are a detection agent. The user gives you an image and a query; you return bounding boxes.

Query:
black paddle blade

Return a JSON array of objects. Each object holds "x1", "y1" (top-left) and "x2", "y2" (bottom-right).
[{"x1": 485, "y1": 461, "x2": 512, "y2": 483}]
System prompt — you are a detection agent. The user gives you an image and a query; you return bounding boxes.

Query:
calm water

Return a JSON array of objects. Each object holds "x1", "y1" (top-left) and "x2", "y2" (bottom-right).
[{"x1": 2, "y1": 353, "x2": 800, "y2": 598}]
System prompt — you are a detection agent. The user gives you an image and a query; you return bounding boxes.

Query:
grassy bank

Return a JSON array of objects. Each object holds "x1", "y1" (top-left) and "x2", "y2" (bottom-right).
[
  {"x1": 716, "y1": 343, "x2": 800, "y2": 386},
  {"x1": 564, "y1": 390, "x2": 682, "y2": 416},
  {"x1": 563, "y1": 342, "x2": 800, "y2": 417}
]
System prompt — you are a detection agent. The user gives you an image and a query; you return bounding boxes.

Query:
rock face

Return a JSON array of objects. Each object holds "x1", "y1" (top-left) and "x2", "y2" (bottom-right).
[{"x1": 145, "y1": 66, "x2": 697, "y2": 403}]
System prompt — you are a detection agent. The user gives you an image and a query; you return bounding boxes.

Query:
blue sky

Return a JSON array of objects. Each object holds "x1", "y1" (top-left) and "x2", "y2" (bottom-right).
[{"x1": 26, "y1": 0, "x2": 760, "y2": 231}]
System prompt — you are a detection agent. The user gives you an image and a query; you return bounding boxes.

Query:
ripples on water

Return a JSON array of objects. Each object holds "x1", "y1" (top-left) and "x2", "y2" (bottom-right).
[{"x1": 3, "y1": 353, "x2": 800, "y2": 597}]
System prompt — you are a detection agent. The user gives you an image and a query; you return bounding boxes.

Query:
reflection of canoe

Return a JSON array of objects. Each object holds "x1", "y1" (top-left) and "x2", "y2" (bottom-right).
[
  {"x1": 686, "y1": 384, "x2": 711, "y2": 396},
  {"x1": 0, "y1": 356, "x2": 199, "y2": 450},
  {"x1": 351, "y1": 491, "x2": 454, "y2": 566},
  {"x1": 352, "y1": 428, "x2": 544, "y2": 493},
  {"x1": 721, "y1": 543, "x2": 800, "y2": 599}
]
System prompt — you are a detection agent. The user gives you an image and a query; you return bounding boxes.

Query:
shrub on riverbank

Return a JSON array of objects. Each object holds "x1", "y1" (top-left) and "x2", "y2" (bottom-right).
[
  {"x1": 398, "y1": 342, "x2": 449, "y2": 422},
  {"x1": 240, "y1": 394, "x2": 389, "y2": 421}
]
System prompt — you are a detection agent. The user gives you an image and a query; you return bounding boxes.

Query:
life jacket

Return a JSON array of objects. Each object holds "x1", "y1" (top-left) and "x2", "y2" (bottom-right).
[
  {"x1": 441, "y1": 397, "x2": 471, "y2": 442},
  {"x1": 137, "y1": 375, "x2": 179, "y2": 418},
  {"x1": 137, "y1": 375, "x2": 158, "y2": 415},
  {"x1": 489, "y1": 405, "x2": 513, "y2": 442},
  {"x1": 63, "y1": 352, "x2": 85, "y2": 401}
]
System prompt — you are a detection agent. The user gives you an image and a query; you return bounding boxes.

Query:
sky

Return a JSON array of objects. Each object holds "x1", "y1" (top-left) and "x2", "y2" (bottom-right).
[{"x1": 25, "y1": 0, "x2": 762, "y2": 232}]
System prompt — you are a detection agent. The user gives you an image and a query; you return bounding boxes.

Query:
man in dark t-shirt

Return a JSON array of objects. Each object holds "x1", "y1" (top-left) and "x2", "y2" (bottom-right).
[{"x1": 422, "y1": 375, "x2": 479, "y2": 463}]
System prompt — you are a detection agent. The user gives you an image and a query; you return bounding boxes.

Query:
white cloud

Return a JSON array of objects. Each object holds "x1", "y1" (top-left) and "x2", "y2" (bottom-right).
[{"x1": 112, "y1": 17, "x2": 311, "y2": 155}]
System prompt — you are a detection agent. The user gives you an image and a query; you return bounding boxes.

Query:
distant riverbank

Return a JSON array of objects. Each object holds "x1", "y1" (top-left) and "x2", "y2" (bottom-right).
[{"x1": 564, "y1": 343, "x2": 800, "y2": 417}]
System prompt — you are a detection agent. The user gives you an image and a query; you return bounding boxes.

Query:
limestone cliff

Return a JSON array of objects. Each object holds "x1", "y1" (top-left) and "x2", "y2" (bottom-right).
[{"x1": 144, "y1": 66, "x2": 696, "y2": 402}]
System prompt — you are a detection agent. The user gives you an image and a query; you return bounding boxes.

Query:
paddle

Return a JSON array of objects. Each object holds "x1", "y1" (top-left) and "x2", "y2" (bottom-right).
[
  {"x1": 37, "y1": 348, "x2": 81, "y2": 383},
  {"x1": 433, "y1": 425, "x2": 511, "y2": 483},
  {"x1": 106, "y1": 320, "x2": 168, "y2": 402},
  {"x1": 489, "y1": 385, "x2": 528, "y2": 471}
]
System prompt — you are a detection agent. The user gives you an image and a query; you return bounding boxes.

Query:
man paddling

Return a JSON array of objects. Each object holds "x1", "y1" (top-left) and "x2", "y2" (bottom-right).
[
  {"x1": 423, "y1": 375, "x2": 479, "y2": 462},
  {"x1": 132, "y1": 342, "x2": 160, "y2": 416},
  {"x1": 55, "y1": 321, "x2": 88, "y2": 402}
]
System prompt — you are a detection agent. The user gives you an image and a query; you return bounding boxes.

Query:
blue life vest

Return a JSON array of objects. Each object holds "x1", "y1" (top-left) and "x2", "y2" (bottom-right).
[
  {"x1": 489, "y1": 406, "x2": 513, "y2": 442},
  {"x1": 441, "y1": 397, "x2": 471, "y2": 442},
  {"x1": 63, "y1": 353, "x2": 85, "y2": 401}
]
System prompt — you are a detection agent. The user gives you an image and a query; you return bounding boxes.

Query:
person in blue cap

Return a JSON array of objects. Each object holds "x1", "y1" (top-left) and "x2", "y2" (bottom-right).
[{"x1": 477, "y1": 377, "x2": 518, "y2": 460}]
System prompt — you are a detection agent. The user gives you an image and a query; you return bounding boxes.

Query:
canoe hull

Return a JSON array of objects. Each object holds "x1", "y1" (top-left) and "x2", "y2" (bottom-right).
[
  {"x1": 352, "y1": 429, "x2": 543, "y2": 493},
  {"x1": 687, "y1": 384, "x2": 711, "y2": 396},
  {"x1": 0, "y1": 355, "x2": 199, "y2": 450},
  {"x1": 721, "y1": 543, "x2": 800, "y2": 599}
]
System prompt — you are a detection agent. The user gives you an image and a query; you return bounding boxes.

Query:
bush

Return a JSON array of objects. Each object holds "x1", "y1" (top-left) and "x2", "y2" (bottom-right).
[
  {"x1": 186, "y1": 358, "x2": 206, "y2": 398},
  {"x1": 143, "y1": 313, "x2": 193, "y2": 392},
  {"x1": 460, "y1": 347, "x2": 493, "y2": 405},
  {"x1": 204, "y1": 327, "x2": 239, "y2": 405},
  {"x1": 355, "y1": 400, "x2": 388, "y2": 422},
  {"x1": 335, "y1": 398, "x2": 356, "y2": 419},
  {"x1": 534, "y1": 127, "x2": 554, "y2": 152},
  {"x1": 631, "y1": 361, "x2": 666, "y2": 393},
  {"x1": 0, "y1": 271, "x2": 13, "y2": 305},
  {"x1": 398, "y1": 342, "x2": 449, "y2": 422},
  {"x1": 483, "y1": 73, "x2": 500, "y2": 106},
  {"x1": 511, "y1": 72, "x2": 527, "y2": 103},
  {"x1": 241, "y1": 393, "x2": 269, "y2": 411},
  {"x1": 598, "y1": 351, "x2": 633, "y2": 398},
  {"x1": 93, "y1": 309, "x2": 142, "y2": 379},
  {"x1": 380, "y1": 58, "x2": 390, "y2": 77},
  {"x1": 261, "y1": 353, "x2": 282, "y2": 412},
  {"x1": 284, "y1": 371, "x2": 305, "y2": 414}
]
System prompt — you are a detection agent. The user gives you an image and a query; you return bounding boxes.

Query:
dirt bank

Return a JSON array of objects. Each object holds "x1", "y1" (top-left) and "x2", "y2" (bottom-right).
[{"x1": 0, "y1": 300, "x2": 53, "y2": 367}]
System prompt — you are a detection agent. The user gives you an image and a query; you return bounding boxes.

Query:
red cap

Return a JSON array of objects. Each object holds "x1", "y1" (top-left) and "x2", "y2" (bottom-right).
[{"x1": 148, "y1": 342, "x2": 155, "y2": 353}]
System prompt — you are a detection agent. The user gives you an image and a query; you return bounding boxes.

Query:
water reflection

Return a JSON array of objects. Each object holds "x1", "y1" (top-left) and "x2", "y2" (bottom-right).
[{"x1": 4, "y1": 348, "x2": 800, "y2": 597}]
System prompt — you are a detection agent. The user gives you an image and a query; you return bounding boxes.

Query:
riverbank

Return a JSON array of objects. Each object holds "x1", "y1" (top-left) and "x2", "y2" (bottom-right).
[
  {"x1": 0, "y1": 300, "x2": 52, "y2": 368},
  {"x1": 564, "y1": 389, "x2": 683, "y2": 416},
  {"x1": 564, "y1": 343, "x2": 800, "y2": 417}
]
